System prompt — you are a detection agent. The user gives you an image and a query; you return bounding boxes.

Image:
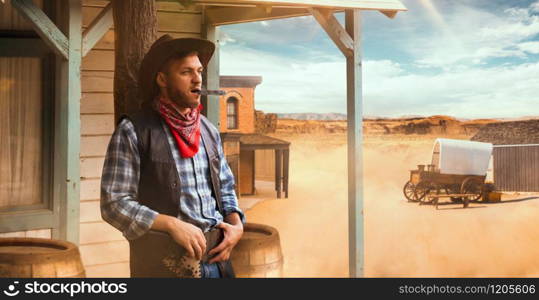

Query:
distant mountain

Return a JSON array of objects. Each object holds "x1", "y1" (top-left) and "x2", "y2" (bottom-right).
[
  {"x1": 274, "y1": 113, "x2": 539, "y2": 122},
  {"x1": 277, "y1": 113, "x2": 347, "y2": 120}
]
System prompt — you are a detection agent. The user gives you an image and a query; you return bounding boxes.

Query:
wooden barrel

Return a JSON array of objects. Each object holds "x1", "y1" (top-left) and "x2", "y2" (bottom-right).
[
  {"x1": 0, "y1": 237, "x2": 85, "y2": 278},
  {"x1": 230, "y1": 223, "x2": 283, "y2": 278}
]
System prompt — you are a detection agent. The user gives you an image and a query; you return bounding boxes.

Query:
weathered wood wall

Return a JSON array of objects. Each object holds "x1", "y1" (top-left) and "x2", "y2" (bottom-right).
[
  {"x1": 79, "y1": 0, "x2": 203, "y2": 277},
  {"x1": 0, "y1": 0, "x2": 203, "y2": 277},
  {"x1": 239, "y1": 150, "x2": 255, "y2": 195},
  {"x1": 493, "y1": 144, "x2": 539, "y2": 192},
  {"x1": 255, "y1": 149, "x2": 275, "y2": 181}
]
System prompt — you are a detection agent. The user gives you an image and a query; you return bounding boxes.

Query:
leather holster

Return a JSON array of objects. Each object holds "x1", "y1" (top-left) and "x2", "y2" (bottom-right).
[{"x1": 129, "y1": 228, "x2": 235, "y2": 278}]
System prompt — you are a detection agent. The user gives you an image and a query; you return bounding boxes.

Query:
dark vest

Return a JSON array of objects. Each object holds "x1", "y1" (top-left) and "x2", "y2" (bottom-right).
[{"x1": 120, "y1": 109, "x2": 224, "y2": 277}]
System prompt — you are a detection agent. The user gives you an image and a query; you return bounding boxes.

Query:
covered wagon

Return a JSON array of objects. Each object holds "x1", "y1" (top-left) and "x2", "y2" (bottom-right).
[{"x1": 403, "y1": 138, "x2": 493, "y2": 208}]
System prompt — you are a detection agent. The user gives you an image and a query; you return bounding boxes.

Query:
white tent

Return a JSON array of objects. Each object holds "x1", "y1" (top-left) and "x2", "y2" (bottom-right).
[{"x1": 431, "y1": 139, "x2": 493, "y2": 176}]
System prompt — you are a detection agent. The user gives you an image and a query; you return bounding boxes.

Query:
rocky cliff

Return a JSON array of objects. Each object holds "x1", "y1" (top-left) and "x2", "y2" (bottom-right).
[{"x1": 275, "y1": 115, "x2": 499, "y2": 136}]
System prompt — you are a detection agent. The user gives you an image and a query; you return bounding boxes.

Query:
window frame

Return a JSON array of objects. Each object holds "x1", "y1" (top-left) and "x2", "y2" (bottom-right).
[
  {"x1": 0, "y1": 34, "x2": 57, "y2": 233},
  {"x1": 226, "y1": 96, "x2": 239, "y2": 130}
]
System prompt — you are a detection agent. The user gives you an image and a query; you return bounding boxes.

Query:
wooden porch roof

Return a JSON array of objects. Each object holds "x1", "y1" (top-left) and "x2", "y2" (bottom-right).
[
  {"x1": 192, "y1": 0, "x2": 407, "y2": 25},
  {"x1": 220, "y1": 76, "x2": 263, "y2": 88},
  {"x1": 194, "y1": 0, "x2": 406, "y2": 10},
  {"x1": 221, "y1": 132, "x2": 290, "y2": 149},
  {"x1": 239, "y1": 133, "x2": 290, "y2": 146}
]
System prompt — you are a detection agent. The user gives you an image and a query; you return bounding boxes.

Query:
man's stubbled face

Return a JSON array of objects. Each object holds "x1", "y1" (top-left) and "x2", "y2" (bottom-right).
[{"x1": 159, "y1": 53, "x2": 203, "y2": 111}]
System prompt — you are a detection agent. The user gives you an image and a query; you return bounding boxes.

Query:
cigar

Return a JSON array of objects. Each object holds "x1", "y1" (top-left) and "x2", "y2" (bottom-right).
[{"x1": 193, "y1": 88, "x2": 226, "y2": 96}]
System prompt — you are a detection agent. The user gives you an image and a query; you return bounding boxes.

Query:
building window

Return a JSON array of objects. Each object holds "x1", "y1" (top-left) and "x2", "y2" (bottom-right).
[
  {"x1": 0, "y1": 53, "x2": 53, "y2": 214},
  {"x1": 0, "y1": 31, "x2": 55, "y2": 239},
  {"x1": 1, "y1": 57, "x2": 44, "y2": 211},
  {"x1": 0, "y1": 2, "x2": 81, "y2": 241},
  {"x1": 227, "y1": 97, "x2": 238, "y2": 130}
]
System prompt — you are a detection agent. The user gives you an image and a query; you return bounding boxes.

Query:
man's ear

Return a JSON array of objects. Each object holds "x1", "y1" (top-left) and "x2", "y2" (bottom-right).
[{"x1": 156, "y1": 72, "x2": 167, "y2": 88}]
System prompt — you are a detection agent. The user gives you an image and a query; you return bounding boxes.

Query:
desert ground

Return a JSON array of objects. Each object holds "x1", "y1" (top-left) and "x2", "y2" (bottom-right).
[{"x1": 242, "y1": 121, "x2": 539, "y2": 277}]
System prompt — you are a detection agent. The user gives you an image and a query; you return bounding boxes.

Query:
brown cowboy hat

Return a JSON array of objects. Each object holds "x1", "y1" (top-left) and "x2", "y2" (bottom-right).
[{"x1": 138, "y1": 34, "x2": 215, "y2": 102}]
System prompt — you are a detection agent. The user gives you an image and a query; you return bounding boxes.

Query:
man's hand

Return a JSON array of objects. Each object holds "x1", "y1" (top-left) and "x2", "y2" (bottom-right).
[
  {"x1": 208, "y1": 213, "x2": 243, "y2": 263},
  {"x1": 152, "y1": 214, "x2": 206, "y2": 260},
  {"x1": 168, "y1": 218, "x2": 207, "y2": 260}
]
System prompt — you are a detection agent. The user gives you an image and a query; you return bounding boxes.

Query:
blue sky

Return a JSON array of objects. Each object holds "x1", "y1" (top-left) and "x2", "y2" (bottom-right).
[{"x1": 218, "y1": 0, "x2": 539, "y2": 118}]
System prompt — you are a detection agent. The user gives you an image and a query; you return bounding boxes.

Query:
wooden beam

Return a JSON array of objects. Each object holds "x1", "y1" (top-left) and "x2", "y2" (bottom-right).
[
  {"x1": 190, "y1": 0, "x2": 408, "y2": 11},
  {"x1": 310, "y1": 7, "x2": 354, "y2": 58},
  {"x1": 11, "y1": 0, "x2": 69, "y2": 60},
  {"x1": 275, "y1": 149, "x2": 282, "y2": 198},
  {"x1": 205, "y1": 6, "x2": 310, "y2": 26},
  {"x1": 283, "y1": 149, "x2": 289, "y2": 198},
  {"x1": 251, "y1": 150, "x2": 256, "y2": 194},
  {"x1": 258, "y1": 4, "x2": 272, "y2": 14},
  {"x1": 345, "y1": 9, "x2": 364, "y2": 278},
  {"x1": 53, "y1": 0, "x2": 82, "y2": 244},
  {"x1": 0, "y1": 210, "x2": 55, "y2": 233},
  {"x1": 240, "y1": 144, "x2": 289, "y2": 151},
  {"x1": 202, "y1": 15, "x2": 221, "y2": 126},
  {"x1": 82, "y1": 2, "x2": 113, "y2": 57},
  {"x1": 379, "y1": 9, "x2": 398, "y2": 19}
]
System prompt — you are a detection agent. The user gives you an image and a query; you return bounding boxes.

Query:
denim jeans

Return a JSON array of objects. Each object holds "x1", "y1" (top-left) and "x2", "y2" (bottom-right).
[{"x1": 201, "y1": 262, "x2": 221, "y2": 278}]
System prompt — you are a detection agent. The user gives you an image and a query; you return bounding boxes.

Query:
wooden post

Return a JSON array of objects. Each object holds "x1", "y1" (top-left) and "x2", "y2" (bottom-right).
[
  {"x1": 251, "y1": 150, "x2": 256, "y2": 195},
  {"x1": 283, "y1": 148, "x2": 289, "y2": 198},
  {"x1": 275, "y1": 149, "x2": 282, "y2": 198},
  {"x1": 112, "y1": 0, "x2": 157, "y2": 124},
  {"x1": 312, "y1": 6, "x2": 364, "y2": 278},
  {"x1": 52, "y1": 0, "x2": 82, "y2": 244},
  {"x1": 345, "y1": 9, "x2": 364, "y2": 278},
  {"x1": 202, "y1": 12, "x2": 221, "y2": 126}
]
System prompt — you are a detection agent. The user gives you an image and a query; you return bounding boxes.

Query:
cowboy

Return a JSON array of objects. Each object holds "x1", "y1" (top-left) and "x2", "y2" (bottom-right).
[{"x1": 100, "y1": 35, "x2": 244, "y2": 278}]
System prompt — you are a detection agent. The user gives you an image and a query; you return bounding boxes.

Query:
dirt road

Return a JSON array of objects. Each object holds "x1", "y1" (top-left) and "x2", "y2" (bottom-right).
[{"x1": 244, "y1": 133, "x2": 539, "y2": 277}]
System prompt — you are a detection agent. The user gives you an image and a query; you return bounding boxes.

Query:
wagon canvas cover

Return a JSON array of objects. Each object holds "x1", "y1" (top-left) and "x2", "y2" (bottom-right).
[{"x1": 432, "y1": 139, "x2": 493, "y2": 176}]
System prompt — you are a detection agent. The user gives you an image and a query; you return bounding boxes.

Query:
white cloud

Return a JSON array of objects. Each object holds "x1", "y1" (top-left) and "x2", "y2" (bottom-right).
[
  {"x1": 220, "y1": 16, "x2": 321, "y2": 45},
  {"x1": 363, "y1": 60, "x2": 539, "y2": 118},
  {"x1": 518, "y1": 41, "x2": 539, "y2": 54},
  {"x1": 365, "y1": 60, "x2": 404, "y2": 78},
  {"x1": 408, "y1": 1, "x2": 539, "y2": 68},
  {"x1": 218, "y1": 31, "x2": 236, "y2": 46},
  {"x1": 220, "y1": 46, "x2": 346, "y2": 113},
  {"x1": 218, "y1": 0, "x2": 539, "y2": 118},
  {"x1": 221, "y1": 42, "x2": 539, "y2": 118}
]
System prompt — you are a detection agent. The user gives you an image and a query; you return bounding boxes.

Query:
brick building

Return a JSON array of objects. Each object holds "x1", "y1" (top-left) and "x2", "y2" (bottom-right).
[
  {"x1": 219, "y1": 76, "x2": 260, "y2": 134},
  {"x1": 218, "y1": 76, "x2": 290, "y2": 198}
]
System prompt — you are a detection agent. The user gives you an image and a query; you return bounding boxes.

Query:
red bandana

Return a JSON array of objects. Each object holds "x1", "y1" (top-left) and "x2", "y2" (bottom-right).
[{"x1": 157, "y1": 96, "x2": 202, "y2": 158}]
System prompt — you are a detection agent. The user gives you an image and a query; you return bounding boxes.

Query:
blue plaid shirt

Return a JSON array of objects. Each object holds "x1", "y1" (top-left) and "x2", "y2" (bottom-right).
[{"x1": 100, "y1": 118, "x2": 244, "y2": 240}]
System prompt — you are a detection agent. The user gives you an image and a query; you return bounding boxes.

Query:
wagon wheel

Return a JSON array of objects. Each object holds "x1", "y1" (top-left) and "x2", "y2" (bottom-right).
[
  {"x1": 430, "y1": 183, "x2": 442, "y2": 207},
  {"x1": 414, "y1": 181, "x2": 434, "y2": 204},
  {"x1": 447, "y1": 185, "x2": 462, "y2": 203},
  {"x1": 403, "y1": 181, "x2": 417, "y2": 202},
  {"x1": 429, "y1": 183, "x2": 442, "y2": 204},
  {"x1": 460, "y1": 177, "x2": 483, "y2": 206},
  {"x1": 450, "y1": 197, "x2": 463, "y2": 203}
]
